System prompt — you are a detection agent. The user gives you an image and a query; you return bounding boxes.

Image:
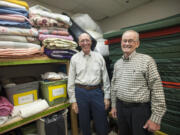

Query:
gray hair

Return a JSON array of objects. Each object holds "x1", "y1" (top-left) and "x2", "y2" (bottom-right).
[
  {"x1": 122, "y1": 30, "x2": 139, "y2": 41},
  {"x1": 78, "y1": 33, "x2": 91, "y2": 42}
]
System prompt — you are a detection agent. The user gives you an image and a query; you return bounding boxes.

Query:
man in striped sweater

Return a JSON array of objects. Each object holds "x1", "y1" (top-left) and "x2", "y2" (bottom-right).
[{"x1": 110, "y1": 30, "x2": 166, "y2": 135}]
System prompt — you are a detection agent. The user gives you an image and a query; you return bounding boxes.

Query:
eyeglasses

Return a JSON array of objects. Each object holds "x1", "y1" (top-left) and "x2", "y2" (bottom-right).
[
  {"x1": 122, "y1": 39, "x2": 137, "y2": 44},
  {"x1": 79, "y1": 39, "x2": 91, "y2": 43}
]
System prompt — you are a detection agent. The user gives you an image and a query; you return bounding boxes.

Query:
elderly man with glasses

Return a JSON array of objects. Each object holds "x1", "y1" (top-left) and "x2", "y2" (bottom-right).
[
  {"x1": 68, "y1": 33, "x2": 110, "y2": 135},
  {"x1": 110, "y1": 30, "x2": 166, "y2": 135}
]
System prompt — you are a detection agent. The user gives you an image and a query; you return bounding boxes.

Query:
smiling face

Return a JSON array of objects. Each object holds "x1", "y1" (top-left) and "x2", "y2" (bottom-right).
[
  {"x1": 78, "y1": 33, "x2": 92, "y2": 55},
  {"x1": 121, "y1": 30, "x2": 140, "y2": 57}
]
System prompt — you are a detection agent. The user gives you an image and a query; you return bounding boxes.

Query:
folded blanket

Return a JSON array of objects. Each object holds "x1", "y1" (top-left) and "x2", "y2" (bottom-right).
[
  {"x1": 0, "y1": 7, "x2": 28, "y2": 17},
  {"x1": 0, "y1": 20, "x2": 31, "y2": 28},
  {"x1": 0, "y1": 26, "x2": 38, "y2": 37},
  {"x1": 38, "y1": 29, "x2": 69, "y2": 36},
  {"x1": 12, "y1": 99, "x2": 49, "y2": 118},
  {"x1": 4, "y1": 0, "x2": 29, "y2": 10},
  {"x1": 30, "y1": 14, "x2": 69, "y2": 28},
  {"x1": 39, "y1": 34, "x2": 73, "y2": 41},
  {"x1": 0, "y1": 96, "x2": 13, "y2": 116},
  {"x1": 0, "y1": 35, "x2": 40, "y2": 44},
  {"x1": 0, "y1": 41, "x2": 41, "y2": 49},
  {"x1": 0, "y1": 14, "x2": 31, "y2": 25},
  {"x1": 44, "y1": 48, "x2": 77, "y2": 59},
  {"x1": 43, "y1": 38, "x2": 78, "y2": 49},
  {"x1": 0, "y1": 116, "x2": 8, "y2": 125},
  {"x1": 0, "y1": 1, "x2": 26, "y2": 10},
  {"x1": 39, "y1": 27, "x2": 68, "y2": 31},
  {"x1": 29, "y1": 5, "x2": 71, "y2": 26},
  {"x1": 0, "y1": 48, "x2": 42, "y2": 58}
]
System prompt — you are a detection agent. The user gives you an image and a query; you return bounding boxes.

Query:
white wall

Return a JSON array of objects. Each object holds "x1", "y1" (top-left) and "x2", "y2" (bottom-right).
[{"x1": 99, "y1": 0, "x2": 180, "y2": 33}]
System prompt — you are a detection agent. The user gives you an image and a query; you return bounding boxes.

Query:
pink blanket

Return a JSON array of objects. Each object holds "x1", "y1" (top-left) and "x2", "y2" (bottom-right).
[
  {"x1": 39, "y1": 34, "x2": 74, "y2": 41},
  {"x1": 0, "y1": 96, "x2": 13, "y2": 116}
]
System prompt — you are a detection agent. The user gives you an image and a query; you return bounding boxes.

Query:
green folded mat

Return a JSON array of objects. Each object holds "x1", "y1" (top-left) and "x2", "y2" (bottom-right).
[
  {"x1": 158, "y1": 63, "x2": 180, "y2": 72},
  {"x1": 103, "y1": 14, "x2": 180, "y2": 39},
  {"x1": 162, "y1": 109, "x2": 180, "y2": 128},
  {"x1": 161, "y1": 76, "x2": 180, "y2": 82},
  {"x1": 161, "y1": 122, "x2": 180, "y2": 135}
]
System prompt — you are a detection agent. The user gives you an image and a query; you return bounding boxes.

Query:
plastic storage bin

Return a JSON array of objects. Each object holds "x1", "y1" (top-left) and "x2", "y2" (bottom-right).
[
  {"x1": 40, "y1": 80, "x2": 67, "y2": 106},
  {"x1": 37, "y1": 109, "x2": 68, "y2": 135},
  {"x1": 5, "y1": 81, "x2": 39, "y2": 106}
]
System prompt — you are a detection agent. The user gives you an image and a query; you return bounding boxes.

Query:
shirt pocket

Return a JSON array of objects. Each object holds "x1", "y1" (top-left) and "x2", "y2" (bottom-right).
[
  {"x1": 131, "y1": 69, "x2": 147, "y2": 85},
  {"x1": 91, "y1": 62, "x2": 101, "y2": 77},
  {"x1": 76, "y1": 63, "x2": 86, "y2": 75}
]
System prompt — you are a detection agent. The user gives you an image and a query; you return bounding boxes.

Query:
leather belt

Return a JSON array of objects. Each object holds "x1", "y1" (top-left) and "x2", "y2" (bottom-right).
[
  {"x1": 117, "y1": 98, "x2": 150, "y2": 107},
  {"x1": 75, "y1": 84, "x2": 100, "y2": 90}
]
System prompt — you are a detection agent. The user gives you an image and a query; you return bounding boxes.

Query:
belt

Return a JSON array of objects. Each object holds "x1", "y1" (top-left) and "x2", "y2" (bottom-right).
[
  {"x1": 75, "y1": 84, "x2": 100, "y2": 90},
  {"x1": 117, "y1": 98, "x2": 150, "y2": 107}
]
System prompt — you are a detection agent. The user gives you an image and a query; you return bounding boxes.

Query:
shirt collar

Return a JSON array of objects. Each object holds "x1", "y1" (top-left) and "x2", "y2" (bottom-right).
[
  {"x1": 80, "y1": 50, "x2": 92, "y2": 56},
  {"x1": 122, "y1": 51, "x2": 136, "y2": 61}
]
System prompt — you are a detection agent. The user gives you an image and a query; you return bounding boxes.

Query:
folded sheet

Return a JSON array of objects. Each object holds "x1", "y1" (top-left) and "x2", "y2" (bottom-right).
[
  {"x1": 12, "y1": 99, "x2": 49, "y2": 118},
  {"x1": 0, "y1": 116, "x2": 8, "y2": 125},
  {"x1": 0, "y1": 96, "x2": 13, "y2": 116},
  {"x1": 0, "y1": 26, "x2": 38, "y2": 37}
]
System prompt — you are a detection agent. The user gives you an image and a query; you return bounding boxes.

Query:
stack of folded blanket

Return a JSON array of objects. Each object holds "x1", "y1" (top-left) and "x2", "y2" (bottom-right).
[
  {"x1": 29, "y1": 5, "x2": 78, "y2": 59},
  {"x1": 0, "y1": 0, "x2": 42, "y2": 58}
]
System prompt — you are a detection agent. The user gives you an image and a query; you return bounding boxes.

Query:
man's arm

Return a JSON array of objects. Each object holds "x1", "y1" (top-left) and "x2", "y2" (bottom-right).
[
  {"x1": 110, "y1": 63, "x2": 118, "y2": 118},
  {"x1": 101, "y1": 57, "x2": 111, "y2": 109},
  {"x1": 145, "y1": 57, "x2": 166, "y2": 131},
  {"x1": 110, "y1": 63, "x2": 117, "y2": 108},
  {"x1": 67, "y1": 58, "x2": 76, "y2": 103}
]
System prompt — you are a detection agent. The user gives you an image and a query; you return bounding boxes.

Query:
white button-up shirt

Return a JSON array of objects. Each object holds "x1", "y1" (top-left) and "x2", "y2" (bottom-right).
[{"x1": 68, "y1": 51, "x2": 110, "y2": 103}]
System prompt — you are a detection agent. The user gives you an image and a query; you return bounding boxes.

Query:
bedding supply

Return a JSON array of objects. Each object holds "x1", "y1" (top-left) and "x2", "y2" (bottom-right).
[
  {"x1": 0, "y1": 35, "x2": 40, "y2": 44},
  {"x1": 12, "y1": 99, "x2": 49, "y2": 118},
  {"x1": 30, "y1": 15, "x2": 69, "y2": 28},
  {"x1": 0, "y1": 26, "x2": 38, "y2": 36},
  {"x1": 4, "y1": 0, "x2": 29, "y2": 9},
  {"x1": 0, "y1": 96, "x2": 13, "y2": 116},
  {"x1": 39, "y1": 34, "x2": 73, "y2": 41},
  {"x1": 0, "y1": 1, "x2": 26, "y2": 9},
  {"x1": 43, "y1": 38, "x2": 78, "y2": 49},
  {"x1": 29, "y1": 5, "x2": 71, "y2": 26}
]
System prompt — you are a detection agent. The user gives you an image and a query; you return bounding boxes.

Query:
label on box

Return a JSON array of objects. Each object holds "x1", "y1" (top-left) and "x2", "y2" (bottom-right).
[
  {"x1": 18, "y1": 94, "x2": 34, "y2": 104},
  {"x1": 52, "y1": 87, "x2": 64, "y2": 96},
  {"x1": 13, "y1": 90, "x2": 38, "y2": 106},
  {"x1": 48, "y1": 84, "x2": 67, "y2": 101}
]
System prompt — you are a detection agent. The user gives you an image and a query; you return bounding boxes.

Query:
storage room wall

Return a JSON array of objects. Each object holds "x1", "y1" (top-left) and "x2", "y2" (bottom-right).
[{"x1": 99, "y1": 0, "x2": 180, "y2": 33}]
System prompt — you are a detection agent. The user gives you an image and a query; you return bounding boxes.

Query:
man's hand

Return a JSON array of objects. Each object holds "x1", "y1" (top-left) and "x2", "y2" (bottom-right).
[
  {"x1": 72, "y1": 102, "x2": 78, "y2": 114},
  {"x1": 110, "y1": 107, "x2": 117, "y2": 118},
  {"x1": 143, "y1": 120, "x2": 160, "y2": 132},
  {"x1": 104, "y1": 99, "x2": 110, "y2": 110}
]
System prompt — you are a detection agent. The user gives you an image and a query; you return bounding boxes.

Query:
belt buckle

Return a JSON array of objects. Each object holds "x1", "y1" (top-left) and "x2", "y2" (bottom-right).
[{"x1": 84, "y1": 85, "x2": 90, "y2": 90}]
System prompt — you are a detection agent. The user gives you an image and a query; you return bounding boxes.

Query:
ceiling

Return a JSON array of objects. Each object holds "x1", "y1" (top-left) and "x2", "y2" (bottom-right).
[{"x1": 36, "y1": 0, "x2": 152, "y2": 21}]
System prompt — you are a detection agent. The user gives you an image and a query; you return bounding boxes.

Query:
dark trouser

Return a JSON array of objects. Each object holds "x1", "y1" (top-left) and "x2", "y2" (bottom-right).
[
  {"x1": 75, "y1": 86, "x2": 108, "y2": 135},
  {"x1": 116, "y1": 99, "x2": 153, "y2": 135}
]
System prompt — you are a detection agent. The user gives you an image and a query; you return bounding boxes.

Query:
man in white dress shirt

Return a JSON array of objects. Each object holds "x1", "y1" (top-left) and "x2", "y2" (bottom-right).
[{"x1": 68, "y1": 33, "x2": 110, "y2": 135}]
